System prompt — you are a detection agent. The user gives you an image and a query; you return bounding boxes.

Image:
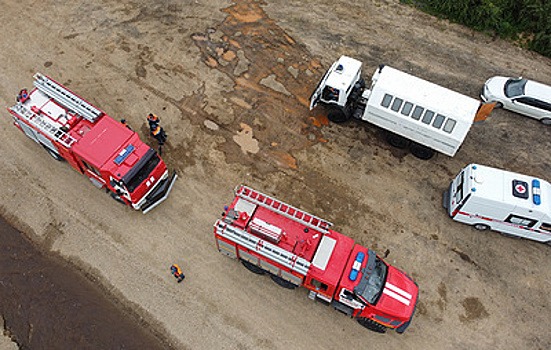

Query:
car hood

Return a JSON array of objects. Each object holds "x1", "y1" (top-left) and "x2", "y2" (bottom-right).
[{"x1": 483, "y1": 76, "x2": 509, "y2": 100}]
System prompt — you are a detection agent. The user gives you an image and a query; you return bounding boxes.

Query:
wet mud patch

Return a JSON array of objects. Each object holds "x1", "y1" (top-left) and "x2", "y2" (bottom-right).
[
  {"x1": 190, "y1": 0, "x2": 330, "y2": 171},
  {"x1": 459, "y1": 297, "x2": 489, "y2": 323}
]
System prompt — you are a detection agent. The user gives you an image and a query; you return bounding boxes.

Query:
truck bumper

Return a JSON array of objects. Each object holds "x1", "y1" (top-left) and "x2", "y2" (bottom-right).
[
  {"x1": 140, "y1": 171, "x2": 178, "y2": 214},
  {"x1": 396, "y1": 289, "x2": 418, "y2": 334}
]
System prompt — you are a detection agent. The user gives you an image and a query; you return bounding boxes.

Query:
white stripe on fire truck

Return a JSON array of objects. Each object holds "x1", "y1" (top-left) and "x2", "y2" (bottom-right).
[
  {"x1": 385, "y1": 282, "x2": 412, "y2": 300},
  {"x1": 383, "y1": 288, "x2": 411, "y2": 306}
]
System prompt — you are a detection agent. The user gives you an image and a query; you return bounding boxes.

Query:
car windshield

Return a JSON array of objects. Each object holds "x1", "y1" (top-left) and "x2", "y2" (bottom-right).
[
  {"x1": 504, "y1": 78, "x2": 527, "y2": 98},
  {"x1": 355, "y1": 253, "x2": 388, "y2": 304}
]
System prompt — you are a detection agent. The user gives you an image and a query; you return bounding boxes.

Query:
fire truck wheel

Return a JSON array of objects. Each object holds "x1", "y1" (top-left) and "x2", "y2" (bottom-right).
[
  {"x1": 473, "y1": 223, "x2": 490, "y2": 231},
  {"x1": 44, "y1": 147, "x2": 64, "y2": 161},
  {"x1": 109, "y1": 192, "x2": 126, "y2": 205},
  {"x1": 327, "y1": 108, "x2": 349, "y2": 123},
  {"x1": 386, "y1": 133, "x2": 411, "y2": 149},
  {"x1": 270, "y1": 275, "x2": 297, "y2": 289},
  {"x1": 241, "y1": 260, "x2": 265, "y2": 275},
  {"x1": 410, "y1": 143, "x2": 434, "y2": 160},
  {"x1": 356, "y1": 317, "x2": 387, "y2": 333}
]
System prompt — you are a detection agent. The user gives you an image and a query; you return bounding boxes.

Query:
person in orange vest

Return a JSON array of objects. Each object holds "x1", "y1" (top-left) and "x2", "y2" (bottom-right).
[
  {"x1": 120, "y1": 119, "x2": 133, "y2": 131},
  {"x1": 170, "y1": 264, "x2": 185, "y2": 283},
  {"x1": 151, "y1": 125, "x2": 167, "y2": 146},
  {"x1": 147, "y1": 113, "x2": 160, "y2": 130}
]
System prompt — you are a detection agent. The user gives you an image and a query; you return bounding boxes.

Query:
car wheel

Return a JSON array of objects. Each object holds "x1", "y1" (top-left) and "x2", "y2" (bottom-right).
[
  {"x1": 473, "y1": 223, "x2": 490, "y2": 231},
  {"x1": 540, "y1": 118, "x2": 551, "y2": 125},
  {"x1": 494, "y1": 102, "x2": 503, "y2": 108}
]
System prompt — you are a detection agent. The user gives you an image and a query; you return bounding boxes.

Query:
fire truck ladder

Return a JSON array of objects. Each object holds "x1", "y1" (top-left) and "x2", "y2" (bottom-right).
[
  {"x1": 236, "y1": 185, "x2": 333, "y2": 233},
  {"x1": 215, "y1": 220, "x2": 311, "y2": 276},
  {"x1": 10, "y1": 103, "x2": 77, "y2": 148},
  {"x1": 33, "y1": 73, "x2": 103, "y2": 123}
]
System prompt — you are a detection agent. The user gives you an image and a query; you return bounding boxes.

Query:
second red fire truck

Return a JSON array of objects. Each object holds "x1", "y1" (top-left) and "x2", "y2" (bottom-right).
[
  {"x1": 214, "y1": 185, "x2": 419, "y2": 333},
  {"x1": 8, "y1": 73, "x2": 177, "y2": 213}
]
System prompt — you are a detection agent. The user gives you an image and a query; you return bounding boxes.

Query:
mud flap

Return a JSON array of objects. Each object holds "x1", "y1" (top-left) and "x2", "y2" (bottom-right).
[{"x1": 141, "y1": 172, "x2": 178, "y2": 214}]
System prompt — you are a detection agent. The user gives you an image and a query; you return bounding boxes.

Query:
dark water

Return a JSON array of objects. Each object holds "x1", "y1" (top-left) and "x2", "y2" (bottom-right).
[{"x1": 0, "y1": 217, "x2": 172, "y2": 350}]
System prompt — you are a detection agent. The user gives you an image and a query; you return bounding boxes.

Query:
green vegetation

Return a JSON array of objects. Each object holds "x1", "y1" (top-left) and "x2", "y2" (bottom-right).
[{"x1": 401, "y1": 0, "x2": 551, "y2": 58}]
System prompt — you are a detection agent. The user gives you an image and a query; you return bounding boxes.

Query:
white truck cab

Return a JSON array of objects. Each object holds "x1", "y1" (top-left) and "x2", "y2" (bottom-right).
[
  {"x1": 444, "y1": 163, "x2": 551, "y2": 245},
  {"x1": 311, "y1": 56, "x2": 493, "y2": 159}
]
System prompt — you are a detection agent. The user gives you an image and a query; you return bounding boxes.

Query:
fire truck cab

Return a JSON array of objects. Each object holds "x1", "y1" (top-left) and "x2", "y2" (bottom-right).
[
  {"x1": 8, "y1": 73, "x2": 177, "y2": 213},
  {"x1": 214, "y1": 185, "x2": 418, "y2": 333},
  {"x1": 444, "y1": 163, "x2": 551, "y2": 244}
]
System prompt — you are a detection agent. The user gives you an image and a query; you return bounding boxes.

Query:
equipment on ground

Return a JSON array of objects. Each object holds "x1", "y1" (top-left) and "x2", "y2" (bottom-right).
[
  {"x1": 214, "y1": 185, "x2": 419, "y2": 333},
  {"x1": 8, "y1": 73, "x2": 177, "y2": 213}
]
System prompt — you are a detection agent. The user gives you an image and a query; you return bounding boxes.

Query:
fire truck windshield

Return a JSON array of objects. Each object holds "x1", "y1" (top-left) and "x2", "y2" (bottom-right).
[
  {"x1": 121, "y1": 148, "x2": 160, "y2": 193},
  {"x1": 355, "y1": 254, "x2": 388, "y2": 305}
]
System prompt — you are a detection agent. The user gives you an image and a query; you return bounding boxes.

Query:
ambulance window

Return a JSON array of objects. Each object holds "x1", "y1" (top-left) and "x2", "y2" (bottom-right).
[
  {"x1": 381, "y1": 94, "x2": 393, "y2": 108},
  {"x1": 433, "y1": 114, "x2": 445, "y2": 129},
  {"x1": 401, "y1": 102, "x2": 414, "y2": 116},
  {"x1": 411, "y1": 106, "x2": 424, "y2": 120},
  {"x1": 422, "y1": 110, "x2": 435, "y2": 124},
  {"x1": 539, "y1": 223, "x2": 551, "y2": 232},
  {"x1": 391, "y1": 97, "x2": 403, "y2": 112},
  {"x1": 505, "y1": 214, "x2": 537, "y2": 228},
  {"x1": 443, "y1": 119, "x2": 457, "y2": 133},
  {"x1": 311, "y1": 279, "x2": 328, "y2": 291}
]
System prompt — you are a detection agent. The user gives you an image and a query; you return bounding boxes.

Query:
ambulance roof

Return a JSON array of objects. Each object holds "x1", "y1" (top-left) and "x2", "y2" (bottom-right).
[{"x1": 467, "y1": 164, "x2": 551, "y2": 213}]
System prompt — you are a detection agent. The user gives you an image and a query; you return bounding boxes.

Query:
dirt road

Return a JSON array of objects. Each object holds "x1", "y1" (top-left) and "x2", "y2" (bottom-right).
[{"x1": 0, "y1": 1, "x2": 550, "y2": 349}]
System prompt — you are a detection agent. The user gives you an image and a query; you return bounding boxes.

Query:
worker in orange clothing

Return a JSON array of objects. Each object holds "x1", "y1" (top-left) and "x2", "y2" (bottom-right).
[
  {"x1": 151, "y1": 125, "x2": 167, "y2": 146},
  {"x1": 170, "y1": 264, "x2": 185, "y2": 283},
  {"x1": 120, "y1": 119, "x2": 133, "y2": 131},
  {"x1": 147, "y1": 113, "x2": 160, "y2": 130}
]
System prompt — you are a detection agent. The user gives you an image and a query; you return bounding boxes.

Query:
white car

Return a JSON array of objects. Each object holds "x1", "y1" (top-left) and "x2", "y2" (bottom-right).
[{"x1": 481, "y1": 76, "x2": 551, "y2": 124}]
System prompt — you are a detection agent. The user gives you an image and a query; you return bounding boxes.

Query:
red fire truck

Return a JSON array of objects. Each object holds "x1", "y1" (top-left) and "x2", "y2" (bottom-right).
[
  {"x1": 8, "y1": 73, "x2": 177, "y2": 213},
  {"x1": 214, "y1": 185, "x2": 419, "y2": 333}
]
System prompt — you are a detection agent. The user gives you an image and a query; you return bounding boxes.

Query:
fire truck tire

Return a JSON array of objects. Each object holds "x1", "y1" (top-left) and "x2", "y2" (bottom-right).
[
  {"x1": 386, "y1": 133, "x2": 411, "y2": 149},
  {"x1": 44, "y1": 147, "x2": 64, "y2": 161},
  {"x1": 356, "y1": 318, "x2": 387, "y2": 333},
  {"x1": 109, "y1": 192, "x2": 126, "y2": 205},
  {"x1": 270, "y1": 275, "x2": 297, "y2": 289},
  {"x1": 241, "y1": 260, "x2": 265, "y2": 275},
  {"x1": 327, "y1": 108, "x2": 349, "y2": 123},
  {"x1": 473, "y1": 223, "x2": 490, "y2": 231},
  {"x1": 409, "y1": 143, "x2": 434, "y2": 160}
]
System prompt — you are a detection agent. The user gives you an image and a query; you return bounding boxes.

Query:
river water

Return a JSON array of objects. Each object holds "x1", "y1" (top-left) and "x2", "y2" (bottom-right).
[{"x1": 0, "y1": 217, "x2": 171, "y2": 350}]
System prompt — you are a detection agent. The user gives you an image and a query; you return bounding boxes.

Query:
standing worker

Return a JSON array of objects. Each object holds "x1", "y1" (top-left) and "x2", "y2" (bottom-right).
[
  {"x1": 170, "y1": 264, "x2": 185, "y2": 283},
  {"x1": 147, "y1": 113, "x2": 167, "y2": 154}
]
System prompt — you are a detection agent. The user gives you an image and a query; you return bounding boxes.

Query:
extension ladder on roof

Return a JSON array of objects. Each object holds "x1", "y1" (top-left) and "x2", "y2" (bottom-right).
[
  {"x1": 236, "y1": 185, "x2": 333, "y2": 233},
  {"x1": 10, "y1": 103, "x2": 77, "y2": 148},
  {"x1": 33, "y1": 73, "x2": 103, "y2": 123}
]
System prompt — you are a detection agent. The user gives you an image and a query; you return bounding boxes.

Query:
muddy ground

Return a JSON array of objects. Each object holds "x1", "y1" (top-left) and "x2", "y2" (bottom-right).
[{"x1": 0, "y1": 0, "x2": 550, "y2": 349}]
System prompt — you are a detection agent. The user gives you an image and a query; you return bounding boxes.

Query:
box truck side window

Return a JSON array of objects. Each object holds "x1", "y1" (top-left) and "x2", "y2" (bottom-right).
[
  {"x1": 539, "y1": 223, "x2": 551, "y2": 232},
  {"x1": 422, "y1": 110, "x2": 435, "y2": 124},
  {"x1": 505, "y1": 214, "x2": 537, "y2": 228},
  {"x1": 401, "y1": 102, "x2": 414, "y2": 116},
  {"x1": 443, "y1": 119, "x2": 457, "y2": 133},
  {"x1": 381, "y1": 94, "x2": 393, "y2": 107},
  {"x1": 433, "y1": 114, "x2": 445, "y2": 129},
  {"x1": 411, "y1": 106, "x2": 424, "y2": 120},
  {"x1": 391, "y1": 98, "x2": 403, "y2": 112}
]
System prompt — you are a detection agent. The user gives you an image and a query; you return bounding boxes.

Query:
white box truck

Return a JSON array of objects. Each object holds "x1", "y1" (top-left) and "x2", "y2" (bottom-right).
[
  {"x1": 443, "y1": 163, "x2": 551, "y2": 245},
  {"x1": 310, "y1": 56, "x2": 493, "y2": 159}
]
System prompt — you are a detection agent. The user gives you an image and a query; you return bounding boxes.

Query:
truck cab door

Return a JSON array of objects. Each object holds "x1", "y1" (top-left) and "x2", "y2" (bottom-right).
[{"x1": 309, "y1": 67, "x2": 332, "y2": 110}]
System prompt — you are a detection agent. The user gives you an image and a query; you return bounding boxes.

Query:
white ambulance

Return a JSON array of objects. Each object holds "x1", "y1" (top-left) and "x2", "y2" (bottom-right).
[{"x1": 444, "y1": 163, "x2": 551, "y2": 244}]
